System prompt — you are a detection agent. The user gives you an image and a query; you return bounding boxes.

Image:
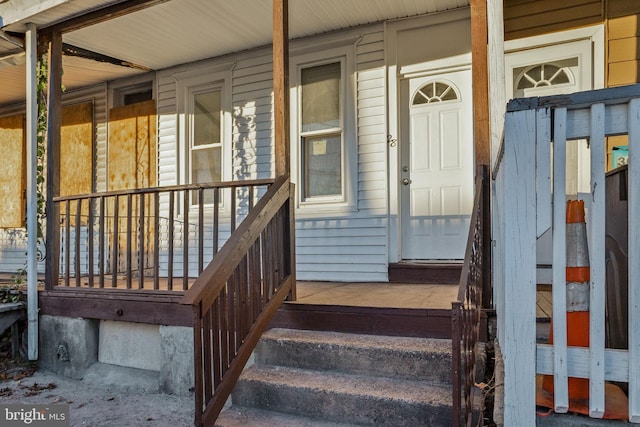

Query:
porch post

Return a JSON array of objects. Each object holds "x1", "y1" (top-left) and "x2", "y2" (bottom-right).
[
  {"x1": 471, "y1": 0, "x2": 493, "y2": 309},
  {"x1": 44, "y1": 31, "x2": 62, "y2": 290},
  {"x1": 25, "y1": 23, "x2": 38, "y2": 360},
  {"x1": 273, "y1": 0, "x2": 290, "y2": 178},
  {"x1": 470, "y1": 0, "x2": 490, "y2": 168}
]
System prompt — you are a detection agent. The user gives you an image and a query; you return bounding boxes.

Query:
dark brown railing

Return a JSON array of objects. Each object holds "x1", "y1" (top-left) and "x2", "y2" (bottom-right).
[
  {"x1": 452, "y1": 165, "x2": 489, "y2": 427},
  {"x1": 49, "y1": 179, "x2": 274, "y2": 291},
  {"x1": 181, "y1": 175, "x2": 295, "y2": 426}
]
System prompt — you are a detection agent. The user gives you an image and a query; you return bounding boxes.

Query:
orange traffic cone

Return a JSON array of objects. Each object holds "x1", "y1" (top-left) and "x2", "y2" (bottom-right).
[
  {"x1": 536, "y1": 200, "x2": 628, "y2": 420},
  {"x1": 541, "y1": 200, "x2": 590, "y2": 399}
]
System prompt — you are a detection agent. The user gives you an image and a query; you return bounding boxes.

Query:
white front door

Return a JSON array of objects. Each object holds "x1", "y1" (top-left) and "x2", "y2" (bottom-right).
[{"x1": 400, "y1": 68, "x2": 473, "y2": 260}]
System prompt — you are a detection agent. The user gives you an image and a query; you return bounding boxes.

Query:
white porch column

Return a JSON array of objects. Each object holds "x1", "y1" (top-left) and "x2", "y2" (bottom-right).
[{"x1": 25, "y1": 22, "x2": 38, "y2": 360}]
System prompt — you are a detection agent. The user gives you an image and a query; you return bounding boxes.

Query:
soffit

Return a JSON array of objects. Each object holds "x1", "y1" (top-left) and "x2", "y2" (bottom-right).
[{"x1": 0, "y1": 0, "x2": 469, "y2": 107}]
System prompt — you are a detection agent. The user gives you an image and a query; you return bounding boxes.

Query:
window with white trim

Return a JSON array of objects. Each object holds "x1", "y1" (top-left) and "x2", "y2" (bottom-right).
[
  {"x1": 301, "y1": 62, "x2": 342, "y2": 199},
  {"x1": 190, "y1": 87, "x2": 222, "y2": 202},
  {"x1": 293, "y1": 48, "x2": 355, "y2": 210},
  {"x1": 178, "y1": 70, "x2": 231, "y2": 205}
]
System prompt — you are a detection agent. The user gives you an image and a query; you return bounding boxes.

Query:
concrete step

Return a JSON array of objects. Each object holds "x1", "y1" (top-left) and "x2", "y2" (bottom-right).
[
  {"x1": 216, "y1": 406, "x2": 360, "y2": 427},
  {"x1": 231, "y1": 365, "x2": 452, "y2": 426},
  {"x1": 255, "y1": 328, "x2": 452, "y2": 384}
]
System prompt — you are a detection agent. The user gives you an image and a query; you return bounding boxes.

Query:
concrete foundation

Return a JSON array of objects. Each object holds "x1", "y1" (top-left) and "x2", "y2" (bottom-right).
[
  {"x1": 39, "y1": 315, "x2": 194, "y2": 395},
  {"x1": 39, "y1": 315, "x2": 99, "y2": 380},
  {"x1": 159, "y1": 325, "x2": 194, "y2": 396}
]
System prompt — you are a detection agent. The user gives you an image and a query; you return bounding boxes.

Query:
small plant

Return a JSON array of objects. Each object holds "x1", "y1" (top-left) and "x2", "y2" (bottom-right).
[
  {"x1": 0, "y1": 285, "x2": 22, "y2": 304},
  {"x1": 14, "y1": 56, "x2": 49, "y2": 285}
]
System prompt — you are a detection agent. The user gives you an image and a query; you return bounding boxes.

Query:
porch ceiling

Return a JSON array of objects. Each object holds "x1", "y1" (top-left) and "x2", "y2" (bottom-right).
[{"x1": 0, "y1": 0, "x2": 469, "y2": 108}]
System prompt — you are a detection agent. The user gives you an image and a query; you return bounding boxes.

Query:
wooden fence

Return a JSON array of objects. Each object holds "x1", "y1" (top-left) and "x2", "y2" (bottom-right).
[{"x1": 493, "y1": 84, "x2": 640, "y2": 424}]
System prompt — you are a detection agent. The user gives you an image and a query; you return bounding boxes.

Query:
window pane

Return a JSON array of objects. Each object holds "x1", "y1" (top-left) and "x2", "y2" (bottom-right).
[
  {"x1": 192, "y1": 146, "x2": 221, "y2": 204},
  {"x1": 302, "y1": 63, "x2": 341, "y2": 132},
  {"x1": 192, "y1": 147, "x2": 221, "y2": 184},
  {"x1": 194, "y1": 90, "x2": 221, "y2": 146},
  {"x1": 303, "y1": 134, "x2": 341, "y2": 198}
]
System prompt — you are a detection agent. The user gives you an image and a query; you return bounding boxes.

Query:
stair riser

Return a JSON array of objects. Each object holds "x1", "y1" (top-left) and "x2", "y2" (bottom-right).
[
  {"x1": 255, "y1": 340, "x2": 451, "y2": 384},
  {"x1": 232, "y1": 380, "x2": 451, "y2": 426}
]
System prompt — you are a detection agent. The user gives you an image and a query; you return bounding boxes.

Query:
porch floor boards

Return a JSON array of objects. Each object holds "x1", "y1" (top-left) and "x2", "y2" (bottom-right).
[{"x1": 1, "y1": 273, "x2": 554, "y2": 314}]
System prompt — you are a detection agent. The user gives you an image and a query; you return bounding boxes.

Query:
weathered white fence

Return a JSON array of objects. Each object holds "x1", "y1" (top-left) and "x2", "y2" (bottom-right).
[{"x1": 493, "y1": 84, "x2": 640, "y2": 425}]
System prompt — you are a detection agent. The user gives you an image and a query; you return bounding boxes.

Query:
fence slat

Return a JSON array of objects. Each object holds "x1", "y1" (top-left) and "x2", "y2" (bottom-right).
[
  {"x1": 552, "y1": 107, "x2": 569, "y2": 413},
  {"x1": 502, "y1": 108, "x2": 537, "y2": 426},
  {"x1": 537, "y1": 107, "x2": 552, "y2": 237},
  {"x1": 589, "y1": 103, "x2": 606, "y2": 418},
  {"x1": 628, "y1": 98, "x2": 640, "y2": 423}
]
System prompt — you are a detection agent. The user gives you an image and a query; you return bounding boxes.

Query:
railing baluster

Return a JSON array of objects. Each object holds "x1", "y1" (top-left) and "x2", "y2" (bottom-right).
[
  {"x1": 88, "y1": 197, "x2": 94, "y2": 288},
  {"x1": 111, "y1": 195, "x2": 119, "y2": 288},
  {"x1": 126, "y1": 193, "x2": 133, "y2": 289},
  {"x1": 184, "y1": 189, "x2": 189, "y2": 291},
  {"x1": 213, "y1": 188, "x2": 219, "y2": 255},
  {"x1": 74, "y1": 199, "x2": 81, "y2": 287},
  {"x1": 63, "y1": 200, "x2": 71, "y2": 287},
  {"x1": 139, "y1": 193, "x2": 145, "y2": 290},
  {"x1": 198, "y1": 188, "x2": 204, "y2": 274},
  {"x1": 154, "y1": 192, "x2": 160, "y2": 291},
  {"x1": 203, "y1": 305, "x2": 213, "y2": 404},
  {"x1": 168, "y1": 191, "x2": 175, "y2": 291},
  {"x1": 99, "y1": 196, "x2": 105, "y2": 289}
]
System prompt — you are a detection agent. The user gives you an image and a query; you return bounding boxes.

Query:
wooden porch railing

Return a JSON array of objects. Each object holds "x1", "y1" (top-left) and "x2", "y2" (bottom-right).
[
  {"x1": 494, "y1": 84, "x2": 640, "y2": 424},
  {"x1": 180, "y1": 175, "x2": 295, "y2": 426},
  {"x1": 452, "y1": 165, "x2": 489, "y2": 427},
  {"x1": 50, "y1": 179, "x2": 273, "y2": 291}
]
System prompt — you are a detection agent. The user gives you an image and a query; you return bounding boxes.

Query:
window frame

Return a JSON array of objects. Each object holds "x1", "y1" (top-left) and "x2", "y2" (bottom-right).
[
  {"x1": 290, "y1": 46, "x2": 356, "y2": 213},
  {"x1": 177, "y1": 70, "x2": 232, "y2": 207}
]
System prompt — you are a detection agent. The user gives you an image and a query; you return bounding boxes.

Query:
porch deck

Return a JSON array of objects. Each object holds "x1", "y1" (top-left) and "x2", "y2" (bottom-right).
[{"x1": 1, "y1": 273, "x2": 554, "y2": 312}]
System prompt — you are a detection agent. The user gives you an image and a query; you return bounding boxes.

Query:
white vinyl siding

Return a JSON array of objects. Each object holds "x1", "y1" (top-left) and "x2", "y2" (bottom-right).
[
  {"x1": 154, "y1": 24, "x2": 390, "y2": 281},
  {"x1": 295, "y1": 27, "x2": 388, "y2": 282}
]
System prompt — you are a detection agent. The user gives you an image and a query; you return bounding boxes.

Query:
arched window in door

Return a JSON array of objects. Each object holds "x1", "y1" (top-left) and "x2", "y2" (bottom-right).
[
  {"x1": 514, "y1": 62, "x2": 575, "y2": 97},
  {"x1": 412, "y1": 81, "x2": 459, "y2": 105}
]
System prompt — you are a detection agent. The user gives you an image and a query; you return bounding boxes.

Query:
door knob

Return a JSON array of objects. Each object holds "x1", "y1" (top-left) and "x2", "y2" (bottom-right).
[{"x1": 402, "y1": 178, "x2": 411, "y2": 185}]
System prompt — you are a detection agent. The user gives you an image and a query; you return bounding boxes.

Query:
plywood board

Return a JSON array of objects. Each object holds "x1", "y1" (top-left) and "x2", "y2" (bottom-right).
[
  {"x1": 0, "y1": 114, "x2": 25, "y2": 228},
  {"x1": 108, "y1": 99, "x2": 156, "y2": 191},
  {"x1": 61, "y1": 102, "x2": 93, "y2": 197},
  {"x1": 107, "y1": 100, "x2": 157, "y2": 275}
]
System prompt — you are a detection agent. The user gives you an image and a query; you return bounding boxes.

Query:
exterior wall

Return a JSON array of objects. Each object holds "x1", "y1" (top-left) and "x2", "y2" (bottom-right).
[
  {"x1": 504, "y1": 0, "x2": 602, "y2": 41},
  {"x1": 0, "y1": 84, "x2": 107, "y2": 275},
  {"x1": 156, "y1": 24, "x2": 390, "y2": 282},
  {"x1": 504, "y1": 0, "x2": 640, "y2": 169}
]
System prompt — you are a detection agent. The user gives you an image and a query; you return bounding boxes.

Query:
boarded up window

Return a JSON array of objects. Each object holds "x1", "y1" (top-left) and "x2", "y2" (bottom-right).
[
  {"x1": 107, "y1": 100, "x2": 157, "y2": 273},
  {"x1": 61, "y1": 102, "x2": 93, "y2": 196},
  {"x1": 108, "y1": 99, "x2": 157, "y2": 191},
  {"x1": 0, "y1": 114, "x2": 25, "y2": 228}
]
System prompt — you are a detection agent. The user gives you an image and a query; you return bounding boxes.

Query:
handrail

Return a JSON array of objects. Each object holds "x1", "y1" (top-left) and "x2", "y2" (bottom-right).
[
  {"x1": 51, "y1": 179, "x2": 272, "y2": 291},
  {"x1": 181, "y1": 175, "x2": 295, "y2": 426},
  {"x1": 53, "y1": 178, "x2": 275, "y2": 202},
  {"x1": 452, "y1": 165, "x2": 488, "y2": 427}
]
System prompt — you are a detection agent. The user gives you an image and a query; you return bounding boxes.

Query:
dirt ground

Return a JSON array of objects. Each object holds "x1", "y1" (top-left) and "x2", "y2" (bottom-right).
[{"x1": 0, "y1": 362, "x2": 194, "y2": 427}]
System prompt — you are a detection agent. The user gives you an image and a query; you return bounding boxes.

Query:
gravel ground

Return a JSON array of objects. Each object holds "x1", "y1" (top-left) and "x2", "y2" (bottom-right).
[{"x1": 0, "y1": 366, "x2": 194, "y2": 427}]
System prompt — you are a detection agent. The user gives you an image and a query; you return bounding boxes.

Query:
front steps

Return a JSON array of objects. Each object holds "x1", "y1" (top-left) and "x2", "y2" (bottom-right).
[{"x1": 216, "y1": 328, "x2": 460, "y2": 426}]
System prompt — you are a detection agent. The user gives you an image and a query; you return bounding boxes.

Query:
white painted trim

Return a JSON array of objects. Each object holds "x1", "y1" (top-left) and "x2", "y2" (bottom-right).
[
  {"x1": 385, "y1": 8, "x2": 471, "y2": 263},
  {"x1": 399, "y1": 53, "x2": 471, "y2": 78},
  {"x1": 176, "y1": 67, "x2": 233, "y2": 214},
  {"x1": 107, "y1": 72, "x2": 156, "y2": 110},
  {"x1": 289, "y1": 44, "x2": 357, "y2": 216},
  {"x1": 504, "y1": 25, "x2": 605, "y2": 91}
]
